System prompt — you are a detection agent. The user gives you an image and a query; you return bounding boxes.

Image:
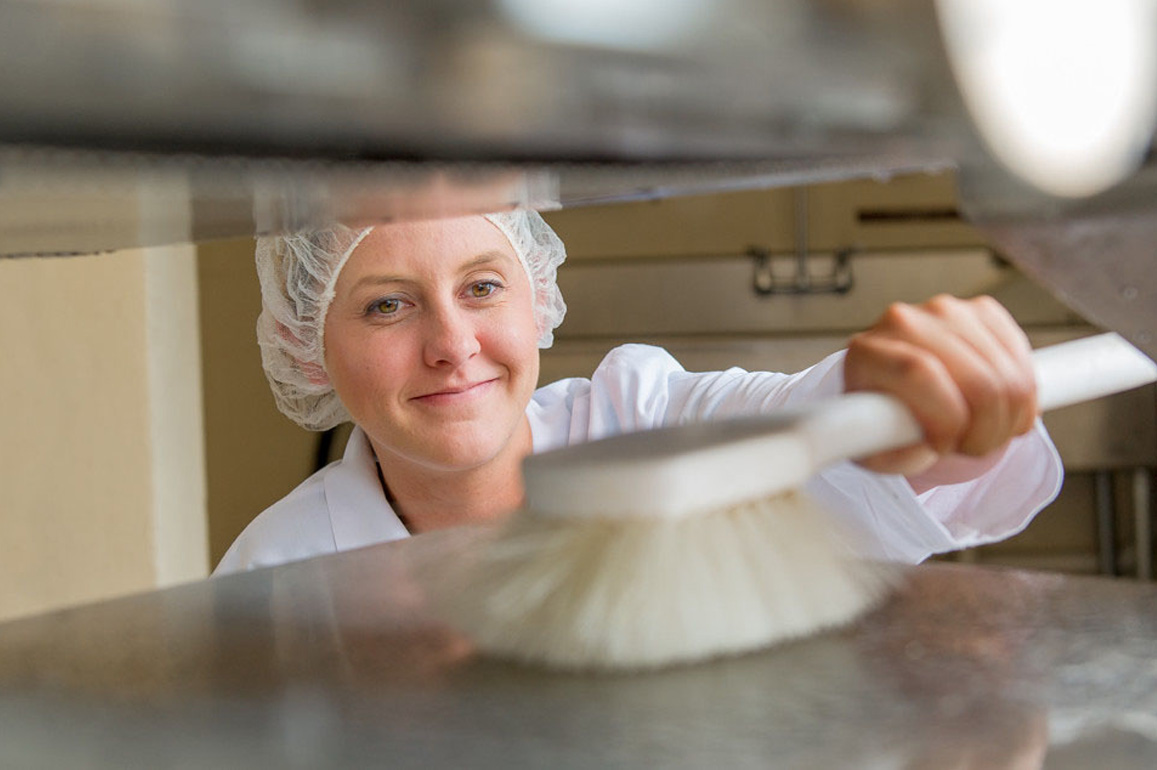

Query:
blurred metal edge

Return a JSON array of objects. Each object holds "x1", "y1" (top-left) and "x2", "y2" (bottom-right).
[
  {"x1": 0, "y1": 0, "x2": 972, "y2": 255},
  {"x1": 0, "y1": 0, "x2": 960, "y2": 160},
  {"x1": 1, "y1": 0, "x2": 1155, "y2": 363},
  {"x1": 0, "y1": 146, "x2": 960, "y2": 258},
  {"x1": 958, "y1": 160, "x2": 1157, "y2": 362}
]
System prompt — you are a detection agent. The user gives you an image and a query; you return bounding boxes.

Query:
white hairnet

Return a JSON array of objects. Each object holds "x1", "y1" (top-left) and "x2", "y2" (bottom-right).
[{"x1": 254, "y1": 210, "x2": 568, "y2": 431}]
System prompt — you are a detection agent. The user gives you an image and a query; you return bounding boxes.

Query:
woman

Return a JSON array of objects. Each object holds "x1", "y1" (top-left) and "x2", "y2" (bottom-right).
[{"x1": 215, "y1": 210, "x2": 1061, "y2": 574}]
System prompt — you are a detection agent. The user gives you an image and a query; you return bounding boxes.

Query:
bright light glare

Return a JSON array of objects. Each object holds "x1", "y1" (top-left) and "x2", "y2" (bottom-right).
[
  {"x1": 499, "y1": 0, "x2": 710, "y2": 51},
  {"x1": 937, "y1": 0, "x2": 1157, "y2": 197}
]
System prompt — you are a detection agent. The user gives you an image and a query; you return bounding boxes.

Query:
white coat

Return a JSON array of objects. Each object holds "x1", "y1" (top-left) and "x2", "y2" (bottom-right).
[{"x1": 215, "y1": 344, "x2": 1063, "y2": 575}]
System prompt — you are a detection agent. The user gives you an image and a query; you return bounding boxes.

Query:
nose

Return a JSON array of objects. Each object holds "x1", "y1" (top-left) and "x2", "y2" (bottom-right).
[{"x1": 423, "y1": 303, "x2": 481, "y2": 368}]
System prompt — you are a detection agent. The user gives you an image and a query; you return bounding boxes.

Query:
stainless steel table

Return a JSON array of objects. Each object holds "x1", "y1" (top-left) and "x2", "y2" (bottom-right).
[{"x1": 1, "y1": 529, "x2": 1155, "y2": 768}]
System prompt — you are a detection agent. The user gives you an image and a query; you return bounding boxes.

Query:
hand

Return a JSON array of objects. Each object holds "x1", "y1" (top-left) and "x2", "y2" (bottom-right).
[{"x1": 843, "y1": 295, "x2": 1038, "y2": 485}]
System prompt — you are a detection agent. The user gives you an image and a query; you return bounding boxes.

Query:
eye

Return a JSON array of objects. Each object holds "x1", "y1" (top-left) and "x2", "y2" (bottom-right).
[
  {"x1": 469, "y1": 280, "x2": 500, "y2": 299},
  {"x1": 367, "y1": 297, "x2": 403, "y2": 316}
]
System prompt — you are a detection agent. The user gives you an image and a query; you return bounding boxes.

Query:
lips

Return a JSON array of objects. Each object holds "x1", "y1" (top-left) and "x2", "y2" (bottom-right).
[{"x1": 412, "y1": 378, "x2": 497, "y2": 403}]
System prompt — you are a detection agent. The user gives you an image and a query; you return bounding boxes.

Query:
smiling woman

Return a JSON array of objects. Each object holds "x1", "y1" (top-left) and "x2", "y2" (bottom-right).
[
  {"x1": 214, "y1": 210, "x2": 1063, "y2": 575},
  {"x1": 323, "y1": 219, "x2": 541, "y2": 531}
]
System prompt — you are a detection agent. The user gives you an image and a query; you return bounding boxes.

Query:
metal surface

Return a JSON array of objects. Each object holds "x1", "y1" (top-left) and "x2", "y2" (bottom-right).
[
  {"x1": 1, "y1": 529, "x2": 1155, "y2": 768},
  {"x1": 0, "y1": 0, "x2": 958, "y2": 161},
  {"x1": 0, "y1": 0, "x2": 967, "y2": 260},
  {"x1": 0, "y1": 146, "x2": 950, "y2": 257},
  {"x1": 1, "y1": 0, "x2": 1156, "y2": 361},
  {"x1": 959, "y1": 163, "x2": 1157, "y2": 362}
]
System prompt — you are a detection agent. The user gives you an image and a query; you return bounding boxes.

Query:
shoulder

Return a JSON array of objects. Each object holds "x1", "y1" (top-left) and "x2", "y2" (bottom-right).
[
  {"x1": 594, "y1": 343, "x2": 686, "y2": 376},
  {"x1": 588, "y1": 344, "x2": 688, "y2": 422},
  {"x1": 530, "y1": 344, "x2": 688, "y2": 447},
  {"x1": 532, "y1": 344, "x2": 683, "y2": 404},
  {"x1": 213, "y1": 467, "x2": 338, "y2": 575}
]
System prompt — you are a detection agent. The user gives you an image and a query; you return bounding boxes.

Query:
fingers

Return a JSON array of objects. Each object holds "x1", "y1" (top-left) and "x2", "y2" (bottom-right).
[
  {"x1": 845, "y1": 295, "x2": 1037, "y2": 469},
  {"x1": 856, "y1": 443, "x2": 942, "y2": 478},
  {"x1": 846, "y1": 331, "x2": 971, "y2": 455},
  {"x1": 968, "y1": 296, "x2": 1038, "y2": 435}
]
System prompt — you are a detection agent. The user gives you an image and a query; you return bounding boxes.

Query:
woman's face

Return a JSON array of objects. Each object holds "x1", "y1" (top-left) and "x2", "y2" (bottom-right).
[{"x1": 324, "y1": 216, "x2": 540, "y2": 473}]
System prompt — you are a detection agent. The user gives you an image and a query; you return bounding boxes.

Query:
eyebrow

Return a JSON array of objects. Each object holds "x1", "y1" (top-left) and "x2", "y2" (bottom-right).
[
  {"x1": 459, "y1": 250, "x2": 512, "y2": 272},
  {"x1": 348, "y1": 250, "x2": 513, "y2": 293}
]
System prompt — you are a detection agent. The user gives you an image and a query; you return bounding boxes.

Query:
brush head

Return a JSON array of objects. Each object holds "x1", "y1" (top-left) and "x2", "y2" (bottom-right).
[
  {"x1": 521, "y1": 395, "x2": 925, "y2": 521},
  {"x1": 433, "y1": 490, "x2": 903, "y2": 671}
]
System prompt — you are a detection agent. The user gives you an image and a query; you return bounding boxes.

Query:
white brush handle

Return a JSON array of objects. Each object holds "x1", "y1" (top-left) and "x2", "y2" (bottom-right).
[
  {"x1": 805, "y1": 333, "x2": 1157, "y2": 468},
  {"x1": 1032, "y1": 333, "x2": 1157, "y2": 411},
  {"x1": 524, "y1": 333, "x2": 1157, "y2": 519}
]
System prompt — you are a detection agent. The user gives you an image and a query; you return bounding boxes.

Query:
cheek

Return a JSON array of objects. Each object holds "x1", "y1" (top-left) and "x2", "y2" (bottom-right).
[
  {"x1": 470, "y1": 317, "x2": 536, "y2": 401},
  {"x1": 327, "y1": 327, "x2": 413, "y2": 404},
  {"x1": 489, "y1": 308, "x2": 539, "y2": 366}
]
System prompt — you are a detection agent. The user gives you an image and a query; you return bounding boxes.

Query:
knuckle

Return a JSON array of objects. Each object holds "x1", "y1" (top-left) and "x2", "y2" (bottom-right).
[
  {"x1": 879, "y1": 302, "x2": 920, "y2": 333},
  {"x1": 844, "y1": 333, "x2": 890, "y2": 388},
  {"x1": 846, "y1": 332, "x2": 880, "y2": 360},
  {"x1": 893, "y1": 347, "x2": 940, "y2": 386},
  {"x1": 961, "y1": 368, "x2": 1002, "y2": 409},
  {"x1": 924, "y1": 293, "x2": 961, "y2": 317},
  {"x1": 969, "y1": 294, "x2": 1004, "y2": 315},
  {"x1": 924, "y1": 403, "x2": 968, "y2": 453},
  {"x1": 1005, "y1": 371, "x2": 1037, "y2": 407}
]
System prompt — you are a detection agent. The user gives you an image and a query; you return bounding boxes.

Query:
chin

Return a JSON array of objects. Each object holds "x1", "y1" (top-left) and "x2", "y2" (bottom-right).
[{"x1": 423, "y1": 434, "x2": 510, "y2": 472}]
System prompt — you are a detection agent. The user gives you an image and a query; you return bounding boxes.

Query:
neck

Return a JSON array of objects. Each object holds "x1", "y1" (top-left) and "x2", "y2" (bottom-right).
[{"x1": 371, "y1": 418, "x2": 533, "y2": 534}]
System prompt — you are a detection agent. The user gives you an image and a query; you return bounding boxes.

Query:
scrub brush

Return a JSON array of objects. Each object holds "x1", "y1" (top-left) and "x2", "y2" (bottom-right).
[{"x1": 436, "y1": 333, "x2": 1157, "y2": 671}]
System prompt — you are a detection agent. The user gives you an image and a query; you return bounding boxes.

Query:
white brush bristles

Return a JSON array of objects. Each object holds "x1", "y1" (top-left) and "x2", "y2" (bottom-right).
[{"x1": 434, "y1": 491, "x2": 902, "y2": 671}]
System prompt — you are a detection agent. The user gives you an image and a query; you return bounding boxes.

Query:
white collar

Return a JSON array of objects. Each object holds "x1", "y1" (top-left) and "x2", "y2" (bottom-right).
[{"x1": 323, "y1": 425, "x2": 411, "y2": 551}]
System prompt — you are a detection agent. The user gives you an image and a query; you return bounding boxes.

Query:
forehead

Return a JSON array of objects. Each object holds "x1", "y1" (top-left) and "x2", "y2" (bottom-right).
[{"x1": 343, "y1": 216, "x2": 518, "y2": 277}]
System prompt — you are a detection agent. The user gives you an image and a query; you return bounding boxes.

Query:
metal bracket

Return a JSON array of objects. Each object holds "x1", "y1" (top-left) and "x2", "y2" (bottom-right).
[
  {"x1": 749, "y1": 186, "x2": 854, "y2": 296},
  {"x1": 749, "y1": 246, "x2": 854, "y2": 296}
]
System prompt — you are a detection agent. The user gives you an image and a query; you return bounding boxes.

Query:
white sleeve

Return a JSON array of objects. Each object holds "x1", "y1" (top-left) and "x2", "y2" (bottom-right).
[
  {"x1": 574, "y1": 344, "x2": 1064, "y2": 564},
  {"x1": 803, "y1": 427, "x2": 1061, "y2": 563},
  {"x1": 551, "y1": 343, "x2": 845, "y2": 436}
]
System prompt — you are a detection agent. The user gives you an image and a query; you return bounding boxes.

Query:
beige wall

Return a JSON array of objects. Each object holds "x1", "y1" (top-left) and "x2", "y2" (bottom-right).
[
  {"x1": 543, "y1": 173, "x2": 980, "y2": 260},
  {"x1": 0, "y1": 246, "x2": 207, "y2": 623},
  {"x1": 198, "y1": 238, "x2": 318, "y2": 568}
]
